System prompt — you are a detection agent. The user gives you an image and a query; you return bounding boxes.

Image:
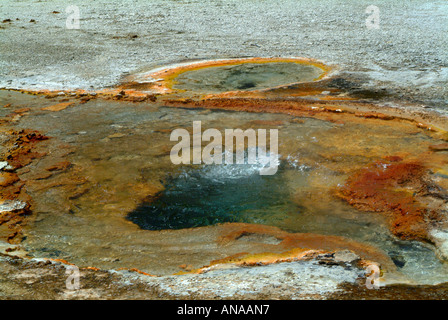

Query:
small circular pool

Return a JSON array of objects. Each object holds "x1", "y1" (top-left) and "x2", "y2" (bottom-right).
[{"x1": 172, "y1": 62, "x2": 325, "y2": 93}]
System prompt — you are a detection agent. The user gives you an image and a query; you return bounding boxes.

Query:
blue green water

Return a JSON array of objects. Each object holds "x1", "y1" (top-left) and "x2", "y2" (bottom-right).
[
  {"x1": 173, "y1": 62, "x2": 324, "y2": 93},
  {"x1": 127, "y1": 156, "x2": 296, "y2": 230}
]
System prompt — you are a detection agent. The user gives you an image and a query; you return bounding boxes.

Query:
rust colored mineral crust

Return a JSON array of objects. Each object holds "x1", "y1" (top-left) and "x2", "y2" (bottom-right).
[
  {"x1": 0, "y1": 129, "x2": 49, "y2": 243},
  {"x1": 115, "y1": 267, "x2": 156, "y2": 277},
  {"x1": 177, "y1": 223, "x2": 396, "y2": 275},
  {"x1": 162, "y1": 97, "x2": 446, "y2": 136},
  {"x1": 41, "y1": 102, "x2": 75, "y2": 112},
  {"x1": 429, "y1": 143, "x2": 448, "y2": 152},
  {"x1": 130, "y1": 57, "x2": 332, "y2": 94},
  {"x1": 336, "y1": 157, "x2": 444, "y2": 242}
]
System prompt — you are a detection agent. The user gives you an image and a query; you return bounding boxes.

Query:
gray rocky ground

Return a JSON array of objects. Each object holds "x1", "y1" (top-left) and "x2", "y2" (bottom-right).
[
  {"x1": 2, "y1": 252, "x2": 448, "y2": 300},
  {"x1": 0, "y1": 0, "x2": 447, "y2": 107}
]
